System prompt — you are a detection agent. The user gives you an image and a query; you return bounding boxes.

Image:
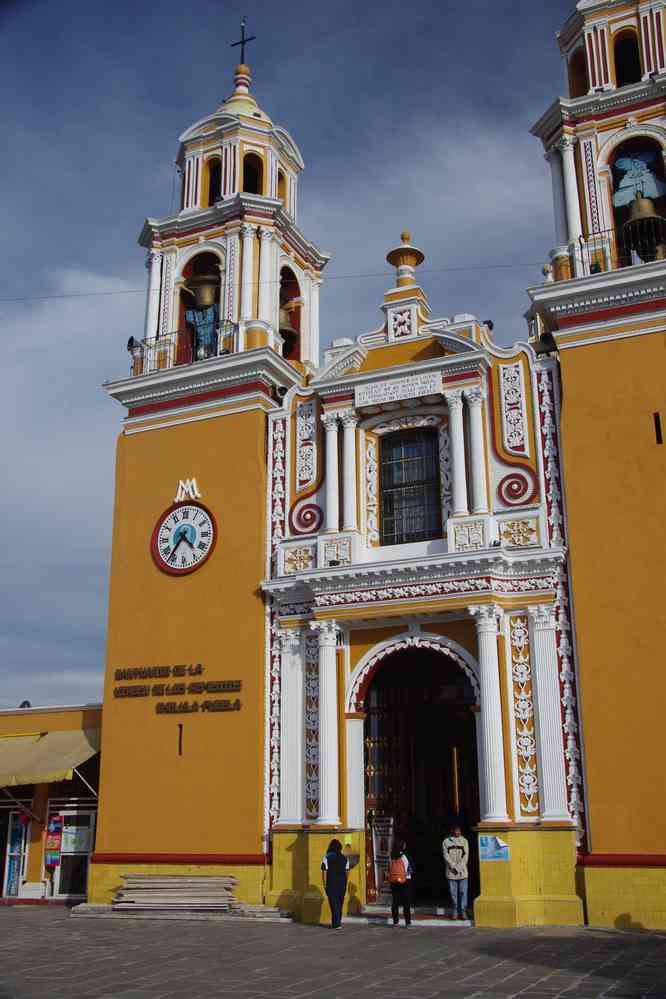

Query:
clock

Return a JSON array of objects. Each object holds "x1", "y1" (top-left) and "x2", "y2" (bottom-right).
[{"x1": 150, "y1": 501, "x2": 217, "y2": 575}]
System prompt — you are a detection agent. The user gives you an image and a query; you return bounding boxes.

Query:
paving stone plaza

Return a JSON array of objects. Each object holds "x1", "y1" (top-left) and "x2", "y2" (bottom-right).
[{"x1": 1, "y1": 909, "x2": 666, "y2": 999}]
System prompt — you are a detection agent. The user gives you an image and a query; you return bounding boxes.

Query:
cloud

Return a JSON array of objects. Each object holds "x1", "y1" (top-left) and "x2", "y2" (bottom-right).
[{"x1": 0, "y1": 270, "x2": 142, "y2": 709}]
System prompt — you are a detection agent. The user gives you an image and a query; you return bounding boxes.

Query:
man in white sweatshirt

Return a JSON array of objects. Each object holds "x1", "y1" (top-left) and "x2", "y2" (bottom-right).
[{"x1": 442, "y1": 824, "x2": 469, "y2": 919}]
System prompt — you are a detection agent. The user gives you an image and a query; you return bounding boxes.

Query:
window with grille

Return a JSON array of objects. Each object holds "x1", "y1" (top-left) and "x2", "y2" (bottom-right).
[{"x1": 379, "y1": 430, "x2": 442, "y2": 546}]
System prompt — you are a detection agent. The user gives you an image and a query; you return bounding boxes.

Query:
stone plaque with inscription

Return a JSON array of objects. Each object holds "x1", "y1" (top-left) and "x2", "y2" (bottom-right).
[{"x1": 354, "y1": 371, "x2": 442, "y2": 407}]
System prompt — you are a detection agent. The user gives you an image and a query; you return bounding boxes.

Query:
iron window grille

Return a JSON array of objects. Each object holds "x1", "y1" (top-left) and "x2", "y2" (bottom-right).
[{"x1": 379, "y1": 430, "x2": 442, "y2": 546}]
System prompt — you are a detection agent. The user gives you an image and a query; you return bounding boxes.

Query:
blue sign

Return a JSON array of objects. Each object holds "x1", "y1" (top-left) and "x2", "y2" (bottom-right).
[{"x1": 479, "y1": 835, "x2": 510, "y2": 862}]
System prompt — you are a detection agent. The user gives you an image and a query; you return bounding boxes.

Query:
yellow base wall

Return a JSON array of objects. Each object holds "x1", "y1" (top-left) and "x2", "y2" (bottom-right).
[
  {"x1": 88, "y1": 863, "x2": 267, "y2": 906},
  {"x1": 268, "y1": 829, "x2": 366, "y2": 924},
  {"x1": 580, "y1": 866, "x2": 666, "y2": 930},
  {"x1": 474, "y1": 829, "x2": 583, "y2": 928}
]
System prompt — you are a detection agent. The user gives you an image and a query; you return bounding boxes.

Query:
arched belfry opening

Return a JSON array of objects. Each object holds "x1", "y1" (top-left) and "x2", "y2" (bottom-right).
[
  {"x1": 614, "y1": 31, "x2": 642, "y2": 88},
  {"x1": 360, "y1": 642, "x2": 480, "y2": 904},
  {"x1": 177, "y1": 252, "x2": 222, "y2": 364},
  {"x1": 279, "y1": 266, "x2": 301, "y2": 361},
  {"x1": 611, "y1": 137, "x2": 666, "y2": 264},
  {"x1": 205, "y1": 157, "x2": 222, "y2": 206},
  {"x1": 277, "y1": 169, "x2": 287, "y2": 208},
  {"x1": 242, "y1": 152, "x2": 263, "y2": 195},
  {"x1": 568, "y1": 47, "x2": 589, "y2": 98}
]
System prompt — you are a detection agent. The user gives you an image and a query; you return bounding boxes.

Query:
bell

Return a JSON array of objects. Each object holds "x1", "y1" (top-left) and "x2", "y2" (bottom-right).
[
  {"x1": 279, "y1": 306, "x2": 299, "y2": 359},
  {"x1": 279, "y1": 306, "x2": 298, "y2": 337},
  {"x1": 622, "y1": 190, "x2": 666, "y2": 262},
  {"x1": 184, "y1": 273, "x2": 219, "y2": 309}
]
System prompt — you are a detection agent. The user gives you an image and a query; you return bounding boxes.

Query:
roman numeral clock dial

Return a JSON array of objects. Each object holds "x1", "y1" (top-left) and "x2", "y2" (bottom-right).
[{"x1": 150, "y1": 502, "x2": 217, "y2": 576}]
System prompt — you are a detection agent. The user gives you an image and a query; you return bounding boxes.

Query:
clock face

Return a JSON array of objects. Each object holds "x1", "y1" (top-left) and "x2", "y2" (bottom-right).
[{"x1": 150, "y1": 502, "x2": 216, "y2": 576}]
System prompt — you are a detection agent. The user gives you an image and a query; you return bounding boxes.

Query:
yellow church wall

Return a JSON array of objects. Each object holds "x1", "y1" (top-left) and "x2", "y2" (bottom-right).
[
  {"x1": 558, "y1": 334, "x2": 666, "y2": 856},
  {"x1": 268, "y1": 828, "x2": 366, "y2": 923},
  {"x1": 359, "y1": 339, "x2": 447, "y2": 372},
  {"x1": 92, "y1": 409, "x2": 268, "y2": 876},
  {"x1": 578, "y1": 865, "x2": 666, "y2": 930}
]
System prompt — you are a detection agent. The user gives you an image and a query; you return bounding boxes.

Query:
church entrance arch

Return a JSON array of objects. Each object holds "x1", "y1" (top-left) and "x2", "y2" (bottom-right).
[{"x1": 347, "y1": 634, "x2": 481, "y2": 904}]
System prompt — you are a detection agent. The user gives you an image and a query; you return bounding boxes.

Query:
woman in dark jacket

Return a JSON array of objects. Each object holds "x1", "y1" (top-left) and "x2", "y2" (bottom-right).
[{"x1": 320, "y1": 838, "x2": 349, "y2": 929}]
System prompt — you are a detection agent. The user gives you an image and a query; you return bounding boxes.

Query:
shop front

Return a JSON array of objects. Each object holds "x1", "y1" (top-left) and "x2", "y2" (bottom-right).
[{"x1": 0, "y1": 705, "x2": 101, "y2": 902}]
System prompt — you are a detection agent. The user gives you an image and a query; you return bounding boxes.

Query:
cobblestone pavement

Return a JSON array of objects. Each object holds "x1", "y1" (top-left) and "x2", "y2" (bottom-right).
[{"x1": 1, "y1": 908, "x2": 666, "y2": 999}]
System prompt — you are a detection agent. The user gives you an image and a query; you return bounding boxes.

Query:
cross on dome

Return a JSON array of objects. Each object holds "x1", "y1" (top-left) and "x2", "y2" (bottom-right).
[{"x1": 231, "y1": 18, "x2": 256, "y2": 66}]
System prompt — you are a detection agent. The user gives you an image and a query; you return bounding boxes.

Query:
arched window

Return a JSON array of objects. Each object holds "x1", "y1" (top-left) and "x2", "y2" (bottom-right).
[
  {"x1": 243, "y1": 153, "x2": 263, "y2": 195},
  {"x1": 177, "y1": 252, "x2": 222, "y2": 364},
  {"x1": 568, "y1": 47, "x2": 589, "y2": 98},
  {"x1": 277, "y1": 170, "x2": 287, "y2": 207},
  {"x1": 614, "y1": 31, "x2": 642, "y2": 88},
  {"x1": 379, "y1": 430, "x2": 442, "y2": 546},
  {"x1": 611, "y1": 137, "x2": 666, "y2": 263},
  {"x1": 206, "y1": 158, "x2": 222, "y2": 206},
  {"x1": 279, "y1": 266, "x2": 301, "y2": 361}
]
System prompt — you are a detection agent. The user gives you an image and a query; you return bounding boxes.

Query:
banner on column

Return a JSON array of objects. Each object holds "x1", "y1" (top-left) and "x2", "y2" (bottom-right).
[{"x1": 372, "y1": 816, "x2": 394, "y2": 900}]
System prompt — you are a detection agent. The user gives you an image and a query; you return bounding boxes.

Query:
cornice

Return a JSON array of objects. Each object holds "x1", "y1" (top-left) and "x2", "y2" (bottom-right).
[
  {"x1": 138, "y1": 196, "x2": 330, "y2": 272},
  {"x1": 263, "y1": 548, "x2": 566, "y2": 610},
  {"x1": 531, "y1": 77, "x2": 666, "y2": 146},
  {"x1": 103, "y1": 349, "x2": 303, "y2": 410},
  {"x1": 178, "y1": 113, "x2": 304, "y2": 170},
  {"x1": 528, "y1": 259, "x2": 666, "y2": 323},
  {"x1": 311, "y1": 351, "x2": 489, "y2": 397}
]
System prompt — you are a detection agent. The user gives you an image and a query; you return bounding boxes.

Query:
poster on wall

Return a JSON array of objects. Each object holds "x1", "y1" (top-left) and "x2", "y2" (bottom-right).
[
  {"x1": 44, "y1": 815, "x2": 64, "y2": 867},
  {"x1": 372, "y1": 816, "x2": 394, "y2": 900},
  {"x1": 479, "y1": 834, "x2": 510, "y2": 862},
  {"x1": 61, "y1": 819, "x2": 92, "y2": 854}
]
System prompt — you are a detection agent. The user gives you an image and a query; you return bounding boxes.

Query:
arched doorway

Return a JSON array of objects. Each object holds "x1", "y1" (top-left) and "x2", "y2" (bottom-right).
[{"x1": 357, "y1": 640, "x2": 480, "y2": 904}]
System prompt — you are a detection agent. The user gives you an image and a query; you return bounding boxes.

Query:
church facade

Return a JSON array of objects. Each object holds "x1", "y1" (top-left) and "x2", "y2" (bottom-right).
[{"x1": 2, "y1": 0, "x2": 666, "y2": 929}]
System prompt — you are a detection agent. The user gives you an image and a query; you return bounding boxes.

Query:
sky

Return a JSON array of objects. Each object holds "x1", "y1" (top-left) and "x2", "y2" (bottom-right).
[{"x1": 0, "y1": 0, "x2": 574, "y2": 708}]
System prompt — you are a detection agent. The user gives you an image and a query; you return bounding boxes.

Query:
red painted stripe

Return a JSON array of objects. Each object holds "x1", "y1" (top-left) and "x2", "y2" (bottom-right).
[
  {"x1": 654, "y1": 10, "x2": 664, "y2": 66},
  {"x1": 556, "y1": 297, "x2": 666, "y2": 329},
  {"x1": 128, "y1": 380, "x2": 271, "y2": 418},
  {"x1": 643, "y1": 16, "x2": 653, "y2": 73},
  {"x1": 600, "y1": 28, "x2": 609, "y2": 84},
  {"x1": 90, "y1": 853, "x2": 268, "y2": 865},
  {"x1": 0, "y1": 898, "x2": 69, "y2": 906},
  {"x1": 443, "y1": 371, "x2": 477, "y2": 384},
  {"x1": 587, "y1": 34, "x2": 598, "y2": 88},
  {"x1": 578, "y1": 853, "x2": 666, "y2": 868},
  {"x1": 323, "y1": 393, "x2": 354, "y2": 404},
  {"x1": 594, "y1": 28, "x2": 603, "y2": 86}
]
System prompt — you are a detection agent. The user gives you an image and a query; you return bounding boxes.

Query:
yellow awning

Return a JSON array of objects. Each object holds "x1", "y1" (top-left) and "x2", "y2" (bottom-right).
[{"x1": 0, "y1": 729, "x2": 100, "y2": 787}]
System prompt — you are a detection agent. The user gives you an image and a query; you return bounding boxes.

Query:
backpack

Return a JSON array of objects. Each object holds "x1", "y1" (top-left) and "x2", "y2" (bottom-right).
[{"x1": 388, "y1": 858, "x2": 406, "y2": 884}]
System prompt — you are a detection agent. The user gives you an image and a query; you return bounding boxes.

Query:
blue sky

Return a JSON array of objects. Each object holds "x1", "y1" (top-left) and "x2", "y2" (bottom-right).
[{"x1": 0, "y1": 0, "x2": 573, "y2": 707}]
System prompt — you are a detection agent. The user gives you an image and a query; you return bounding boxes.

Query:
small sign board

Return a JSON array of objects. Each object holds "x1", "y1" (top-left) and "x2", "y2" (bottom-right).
[
  {"x1": 45, "y1": 815, "x2": 64, "y2": 867},
  {"x1": 479, "y1": 834, "x2": 510, "y2": 862},
  {"x1": 355, "y1": 371, "x2": 442, "y2": 408}
]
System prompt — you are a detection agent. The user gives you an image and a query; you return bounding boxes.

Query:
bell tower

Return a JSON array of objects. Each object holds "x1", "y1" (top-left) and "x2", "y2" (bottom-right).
[
  {"x1": 531, "y1": 0, "x2": 666, "y2": 282},
  {"x1": 135, "y1": 48, "x2": 328, "y2": 373},
  {"x1": 90, "y1": 37, "x2": 329, "y2": 903}
]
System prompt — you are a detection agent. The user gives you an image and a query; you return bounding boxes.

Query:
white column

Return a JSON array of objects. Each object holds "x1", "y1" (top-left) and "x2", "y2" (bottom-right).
[
  {"x1": 322, "y1": 412, "x2": 340, "y2": 533},
  {"x1": 310, "y1": 620, "x2": 340, "y2": 825},
  {"x1": 559, "y1": 137, "x2": 583, "y2": 243},
  {"x1": 464, "y1": 387, "x2": 488, "y2": 515},
  {"x1": 546, "y1": 149, "x2": 568, "y2": 248},
  {"x1": 470, "y1": 605, "x2": 509, "y2": 822},
  {"x1": 445, "y1": 389, "x2": 469, "y2": 517},
  {"x1": 308, "y1": 274, "x2": 321, "y2": 367},
  {"x1": 240, "y1": 222, "x2": 256, "y2": 321},
  {"x1": 528, "y1": 605, "x2": 571, "y2": 822},
  {"x1": 346, "y1": 715, "x2": 365, "y2": 829},
  {"x1": 143, "y1": 250, "x2": 162, "y2": 341},
  {"x1": 340, "y1": 410, "x2": 359, "y2": 531},
  {"x1": 258, "y1": 226, "x2": 273, "y2": 324},
  {"x1": 277, "y1": 630, "x2": 305, "y2": 825}
]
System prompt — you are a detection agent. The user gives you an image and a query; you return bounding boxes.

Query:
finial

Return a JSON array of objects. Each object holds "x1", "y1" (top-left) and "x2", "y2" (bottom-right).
[{"x1": 386, "y1": 230, "x2": 425, "y2": 287}]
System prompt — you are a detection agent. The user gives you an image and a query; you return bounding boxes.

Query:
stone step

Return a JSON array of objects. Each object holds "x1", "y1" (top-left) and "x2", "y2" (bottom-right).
[{"x1": 72, "y1": 903, "x2": 292, "y2": 923}]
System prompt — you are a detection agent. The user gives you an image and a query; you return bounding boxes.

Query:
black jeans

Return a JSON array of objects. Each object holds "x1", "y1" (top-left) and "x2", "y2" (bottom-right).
[
  {"x1": 326, "y1": 886, "x2": 346, "y2": 928},
  {"x1": 390, "y1": 883, "x2": 411, "y2": 925}
]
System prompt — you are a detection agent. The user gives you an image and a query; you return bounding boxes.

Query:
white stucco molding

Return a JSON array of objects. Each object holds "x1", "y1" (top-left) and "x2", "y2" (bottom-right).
[{"x1": 345, "y1": 628, "x2": 481, "y2": 713}]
